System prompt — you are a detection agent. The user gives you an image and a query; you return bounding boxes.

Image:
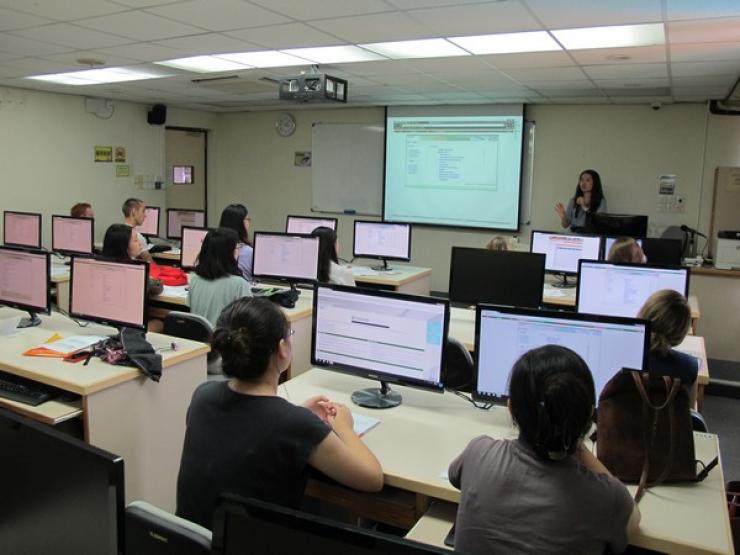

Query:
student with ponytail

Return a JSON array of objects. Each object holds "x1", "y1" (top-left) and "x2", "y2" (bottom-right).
[{"x1": 448, "y1": 345, "x2": 639, "y2": 555}]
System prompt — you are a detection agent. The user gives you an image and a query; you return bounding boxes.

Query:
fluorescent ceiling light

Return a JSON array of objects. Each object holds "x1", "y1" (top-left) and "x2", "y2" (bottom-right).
[
  {"x1": 155, "y1": 55, "x2": 249, "y2": 73},
  {"x1": 281, "y1": 45, "x2": 386, "y2": 64},
  {"x1": 360, "y1": 38, "x2": 469, "y2": 59},
  {"x1": 448, "y1": 31, "x2": 562, "y2": 54},
  {"x1": 28, "y1": 73, "x2": 98, "y2": 85},
  {"x1": 552, "y1": 23, "x2": 665, "y2": 50},
  {"x1": 217, "y1": 50, "x2": 310, "y2": 68},
  {"x1": 28, "y1": 67, "x2": 166, "y2": 85}
]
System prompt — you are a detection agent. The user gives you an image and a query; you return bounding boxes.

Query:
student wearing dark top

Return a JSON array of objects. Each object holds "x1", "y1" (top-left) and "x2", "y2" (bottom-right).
[
  {"x1": 638, "y1": 289, "x2": 698, "y2": 405},
  {"x1": 555, "y1": 169, "x2": 607, "y2": 232},
  {"x1": 218, "y1": 203, "x2": 253, "y2": 281},
  {"x1": 449, "y1": 345, "x2": 639, "y2": 555},
  {"x1": 176, "y1": 297, "x2": 383, "y2": 529},
  {"x1": 102, "y1": 224, "x2": 163, "y2": 297}
]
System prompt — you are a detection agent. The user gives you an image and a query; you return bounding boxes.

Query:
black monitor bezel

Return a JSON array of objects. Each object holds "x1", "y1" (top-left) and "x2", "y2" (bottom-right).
[
  {"x1": 166, "y1": 208, "x2": 206, "y2": 239},
  {"x1": 529, "y1": 229, "x2": 603, "y2": 276},
  {"x1": 285, "y1": 214, "x2": 338, "y2": 234},
  {"x1": 0, "y1": 246, "x2": 51, "y2": 316},
  {"x1": 3, "y1": 210, "x2": 42, "y2": 249},
  {"x1": 641, "y1": 237, "x2": 683, "y2": 266},
  {"x1": 139, "y1": 206, "x2": 161, "y2": 238},
  {"x1": 69, "y1": 255, "x2": 149, "y2": 330},
  {"x1": 179, "y1": 225, "x2": 211, "y2": 270},
  {"x1": 352, "y1": 220, "x2": 412, "y2": 263},
  {"x1": 252, "y1": 231, "x2": 320, "y2": 285},
  {"x1": 588, "y1": 212, "x2": 648, "y2": 238},
  {"x1": 51, "y1": 214, "x2": 95, "y2": 256},
  {"x1": 472, "y1": 303, "x2": 650, "y2": 403},
  {"x1": 576, "y1": 259, "x2": 690, "y2": 315},
  {"x1": 311, "y1": 283, "x2": 448, "y2": 394}
]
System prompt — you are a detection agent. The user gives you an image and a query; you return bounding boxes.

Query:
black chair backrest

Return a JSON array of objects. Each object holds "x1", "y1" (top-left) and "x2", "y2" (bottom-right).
[
  {"x1": 442, "y1": 337, "x2": 474, "y2": 392},
  {"x1": 125, "y1": 501, "x2": 211, "y2": 555},
  {"x1": 163, "y1": 311, "x2": 212, "y2": 343}
]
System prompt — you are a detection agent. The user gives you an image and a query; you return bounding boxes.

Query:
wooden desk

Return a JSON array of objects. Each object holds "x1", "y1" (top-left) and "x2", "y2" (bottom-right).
[
  {"x1": 285, "y1": 369, "x2": 733, "y2": 555},
  {"x1": 353, "y1": 265, "x2": 431, "y2": 295},
  {"x1": 152, "y1": 249, "x2": 180, "y2": 262},
  {"x1": 0, "y1": 309, "x2": 208, "y2": 512}
]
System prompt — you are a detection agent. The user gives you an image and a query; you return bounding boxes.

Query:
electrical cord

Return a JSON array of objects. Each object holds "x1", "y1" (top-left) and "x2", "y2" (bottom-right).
[
  {"x1": 54, "y1": 307, "x2": 89, "y2": 327},
  {"x1": 446, "y1": 387, "x2": 492, "y2": 410}
]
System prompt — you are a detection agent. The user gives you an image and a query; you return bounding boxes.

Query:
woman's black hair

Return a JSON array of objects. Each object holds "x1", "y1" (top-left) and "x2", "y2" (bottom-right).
[
  {"x1": 102, "y1": 223, "x2": 133, "y2": 261},
  {"x1": 212, "y1": 297, "x2": 289, "y2": 380},
  {"x1": 219, "y1": 203, "x2": 250, "y2": 245},
  {"x1": 311, "y1": 226, "x2": 338, "y2": 283},
  {"x1": 193, "y1": 227, "x2": 241, "y2": 280},
  {"x1": 573, "y1": 169, "x2": 604, "y2": 215},
  {"x1": 508, "y1": 345, "x2": 595, "y2": 461}
]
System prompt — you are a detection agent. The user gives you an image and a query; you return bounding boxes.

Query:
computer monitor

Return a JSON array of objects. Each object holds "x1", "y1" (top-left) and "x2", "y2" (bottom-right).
[
  {"x1": 252, "y1": 232, "x2": 320, "y2": 286},
  {"x1": 286, "y1": 215, "x2": 338, "y2": 234},
  {"x1": 51, "y1": 215, "x2": 94, "y2": 256},
  {"x1": 312, "y1": 284, "x2": 448, "y2": 409},
  {"x1": 70, "y1": 256, "x2": 148, "y2": 330},
  {"x1": 167, "y1": 208, "x2": 206, "y2": 239},
  {"x1": 0, "y1": 409, "x2": 124, "y2": 555},
  {"x1": 3, "y1": 210, "x2": 42, "y2": 249},
  {"x1": 448, "y1": 247, "x2": 545, "y2": 308},
  {"x1": 530, "y1": 230, "x2": 602, "y2": 284},
  {"x1": 577, "y1": 260, "x2": 690, "y2": 319},
  {"x1": 474, "y1": 305, "x2": 649, "y2": 403},
  {"x1": 212, "y1": 495, "x2": 450, "y2": 555},
  {"x1": 180, "y1": 226, "x2": 210, "y2": 269},
  {"x1": 138, "y1": 206, "x2": 160, "y2": 237},
  {"x1": 353, "y1": 221, "x2": 412, "y2": 271},
  {"x1": 642, "y1": 237, "x2": 683, "y2": 266},
  {"x1": 0, "y1": 246, "x2": 50, "y2": 327},
  {"x1": 588, "y1": 213, "x2": 648, "y2": 238},
  {"x1": 602, "y1": 236, "x2": 643, "y2": 260}
]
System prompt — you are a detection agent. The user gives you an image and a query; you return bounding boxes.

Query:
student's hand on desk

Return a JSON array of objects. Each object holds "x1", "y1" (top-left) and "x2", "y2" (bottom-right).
[
  {"x1": 302, "y1": 395, "x2": 336, "y2": 423},
  {"x1": 327, "y1": 403, "x2": 354, "y2": 434}
]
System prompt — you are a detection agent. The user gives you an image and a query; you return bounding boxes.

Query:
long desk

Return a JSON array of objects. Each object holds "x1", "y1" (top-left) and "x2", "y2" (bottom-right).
[
  {"x1": 0, "y1": 309, "x2": 208, "y2": 511},
  {"x1": 352, "y1": 265, "x2": 431, "y2": 295},
  {"x1": 285, "y1": 369, "x2": 733, "y2": 555}
]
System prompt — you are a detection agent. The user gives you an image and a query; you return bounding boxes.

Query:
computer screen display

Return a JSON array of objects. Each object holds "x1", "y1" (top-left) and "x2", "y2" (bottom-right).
[
  {"x1": 530, "y1": 231, "x2": 602, "y2": 275},
  {"x1": 0, "y1": 247, "x2": 50, "y2": 315},
  {"x1": 642, "y1": 237, "x2": 683, "y2": 266},
  {"x1": 602, "y1": 236, "x2": 643, "y2": 260},
  {"x1": 252, "y1": 232, "x2": 319, "y2": 283},
  {"x1": 3, "y1": 210, "x2": 42, "y2": 249},
  {"x1": 474, "y1": 305, "x2": 648, "y2": 403},
  {"x1": 577, "y1": 260, "x2": 690, "y2": 319},
  {"x1": 286, "y1": 215, "x2": 338, "y2": 234},
  {"x1": 448, "y1": 247, "x2": 545, "y2": 308},
  {"x1": 0, "y1": 410, "x2": 124, "y2": 555},
  {"x1": 180, "y1": 226, "x2": 209, "y2": 269},
  {"x1": 312, "y1": 284, "x2": 447, "y2": 393},
  {"x1": 167, "y1": 208, "x2": 206, "y2": 239},
  {"x1": 52, "y1": 215, "x2": 94, "y2": 255},
  {"x1": 70, "y1": 256, "x2": 148, "y2": 329},
  {"x1": 353, "y1": 221, "x2": 412, "y2": 262},
  {"x1": 137, "y1": 206, "x2": 160, "y2": 237}
]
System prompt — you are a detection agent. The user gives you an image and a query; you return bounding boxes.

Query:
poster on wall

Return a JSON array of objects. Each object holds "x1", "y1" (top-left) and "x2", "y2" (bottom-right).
[
  {"x1": 95, "y1": 146, "x2": 113, "y2": 162},
  {"x1": 115, "y1": 146, "x2": 126, "y2": 163},
  {"x1": 116, "y1": 165, "x2": 130, "y2": 177}
]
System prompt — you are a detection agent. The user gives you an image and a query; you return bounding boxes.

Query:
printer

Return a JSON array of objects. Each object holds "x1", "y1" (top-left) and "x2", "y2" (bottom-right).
[{"x1": 715, "y1": 231, "x2": 740, "y2": 270}]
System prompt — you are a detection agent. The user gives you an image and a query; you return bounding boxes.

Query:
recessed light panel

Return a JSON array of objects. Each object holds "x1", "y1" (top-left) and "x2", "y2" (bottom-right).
[
  {"x1": 218, "y1": 50, "x2": 310, "y2": 68},
  {"x1": 553, "y1": 23, "x2": 665, "y2": 50},
  {"x1": 360, "y1": 38, "x2": 470, "y2": 59},
  {"x1": 448, "y1": 31, "x2": 562, "y2": 54},
  {"x1": 155, "y1": 55, "x2": 249, "y2": 73},
  {"x1": 281, "y1": 45, "x2": 386, "y2": 64}
]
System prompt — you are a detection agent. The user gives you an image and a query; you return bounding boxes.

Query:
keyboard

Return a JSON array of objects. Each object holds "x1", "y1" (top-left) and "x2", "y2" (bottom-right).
[{"x1": 0, "y1": 371, "x2": 55, "y2": 406}]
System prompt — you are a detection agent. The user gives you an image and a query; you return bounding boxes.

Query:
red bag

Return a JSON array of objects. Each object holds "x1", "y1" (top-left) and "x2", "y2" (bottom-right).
[{"x1": 149, "y1": 263, "x2": 188, "y2": 286}]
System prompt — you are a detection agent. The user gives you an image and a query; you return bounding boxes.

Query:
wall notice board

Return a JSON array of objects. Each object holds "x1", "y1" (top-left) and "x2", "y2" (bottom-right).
[{"x1": 311, "y1": 122, "x2": 384, "y2": 216}]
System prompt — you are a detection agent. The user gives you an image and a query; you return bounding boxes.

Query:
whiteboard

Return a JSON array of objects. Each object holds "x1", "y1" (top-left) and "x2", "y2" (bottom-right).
[{"x1": 311, "y1": 123, "x2": 384, "y2": 215}]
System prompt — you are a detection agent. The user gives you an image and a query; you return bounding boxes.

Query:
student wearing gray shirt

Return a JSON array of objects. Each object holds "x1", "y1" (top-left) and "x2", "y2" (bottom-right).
[
  {"x1": 555, "y1": 169, "x2": 607, "y2": 232},
  {"x1": 449, "y1": 346, "x2": 639, "y2": 555}
]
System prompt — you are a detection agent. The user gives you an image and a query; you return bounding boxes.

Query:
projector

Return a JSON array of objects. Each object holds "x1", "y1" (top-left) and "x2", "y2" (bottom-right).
[{"x1": 279, "y1": 73, "x2": 347, "y2": 103}]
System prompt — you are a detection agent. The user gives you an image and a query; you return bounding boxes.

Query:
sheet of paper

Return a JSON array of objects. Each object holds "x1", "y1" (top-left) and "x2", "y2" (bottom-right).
[
  {"x1": 351, "y1": 266, "x2": 381, "y2": 277},
  {"x1": 162, "y1": 285, "x2": 189, "y2": 298},
  {"x1": 38, "y1": 335, "x2": 107, "y2": 353},
  {"x1": 50, "y1": 266, "x2": 69, "y2": 277},
  {"x1": 352, "y1": 412, "x2": 380, "y2": 437},
  {"x1": 543, "y1": 287, "x2": 566, "y2": 297},
  {"x1": 0, "y1": 316, "x2": 21, "y2": 336}
]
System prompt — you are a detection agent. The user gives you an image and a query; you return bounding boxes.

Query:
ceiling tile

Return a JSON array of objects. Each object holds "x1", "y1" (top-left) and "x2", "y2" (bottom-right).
[
  {"x1": 502, "y1": 66, "x2": 587, "y2": 81},
  {"x1": 335, "y1": 59, "x2": 420, "y2": 76},
  {"x1": 370, "y1": 72, "x2": 444, "y2": 86},
  {"x1": 524, "y1": 0, "x2": 662, "y2": 29},
  {"x1": 407, "y1": 2, "x2": 543, "y2": 35},
  {"x1": 481, "y1": 51, "x2": 575, "y2": 69},
  {"x1": 95, "y1": 42, "x2": 181, "y2": 62},
  {"x1": 583, "y1": 62, "x2": 668, "y2": 80},
  {"x1": 670, "y1": 41, "x2": 740, "y2": 62},
  {"x1": 406, "y1": 55, "x2": 498, "y2": 74},
  {"x1": 672, "y1": 74, "x2": 734, "y2": 87},
  {"x1": 2, "y1": 56, "x2": 82, "y2": 74},
  {"x1": 0, "y1": 0, "x2": 127, "y2": 20},
  {"x1": 0, "y1": 32, "x2": 74, "y2": 56},
  {"x1": 594, "y1": 77, "x2": 669, "y2": 88},
  {"x1": 309, "y1": 12, "x2": 435, "y2": 43},
  {"x1": 525, "y1": 79, "x2": 597, "y2": 90},
  {"x1": 42, "y1": 49, "x2": 142, "y2": 68},
  {"x1": 673, "y1": 85, "x2": 729, "y2": 97},
  {"x1": 568, "y1": 45, "x2": 667, "y2": 65},
  {"x1": 76, "y1": 11, "x2": 206, "y2": 41},
  {"x1": 146, "y1": 0, "x2": 289, "y2": 32},
  {"x1": 11, "y1": 23, "x2": 133, "y2": 49},
  {"x1": 425, "y1": 91, "x2": 486, "y2": 100},
  {"x1": 385, "y1": 0, "x2": 492, "y2": 7},
  {"x1": 225, "y1": 23, "x2": 345, "y2": 49},
  {"x1": 249, "y1": 0, "x2": 393, "y2": 20},
  {"x1": 0, "y1": 7, "x2": 52, "y2": 31},
  {"x1": 154, "y1": 33, "x2": 260, "y2": 56},
  {"x1": 668, "y1": 17, "x2": 740, "y2": 44},
  {"x1": 536, "y1": 88, "x2": 604, "y2": 98},
  {"x1": 109, "y1": 0, "x2": 182, "y2": 6},
  {"x1": 670, "y1": 60, "x2": 740, "y2": 78},
  {"x1": 665, "y1": 0, "x2": 740, "y2": 21}
]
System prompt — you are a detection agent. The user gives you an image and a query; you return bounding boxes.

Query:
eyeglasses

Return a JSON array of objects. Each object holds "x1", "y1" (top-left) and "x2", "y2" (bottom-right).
[{"x1": 286, "y1": 329, "x2": 295, "y2": 338}]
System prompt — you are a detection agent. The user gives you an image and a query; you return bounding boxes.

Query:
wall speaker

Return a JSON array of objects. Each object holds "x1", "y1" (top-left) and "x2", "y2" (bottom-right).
[{"x1": 147, "y1": 104, "x2": 166, "y2": 125}]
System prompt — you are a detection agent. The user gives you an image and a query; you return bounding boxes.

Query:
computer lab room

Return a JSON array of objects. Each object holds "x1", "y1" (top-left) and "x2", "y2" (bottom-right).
[{"x1": 1, "y1": 0, "x2": 739, "y2": 553}]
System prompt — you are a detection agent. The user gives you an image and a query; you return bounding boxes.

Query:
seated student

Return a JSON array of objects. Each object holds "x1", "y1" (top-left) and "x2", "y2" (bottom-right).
[
  {"x1": 449, "y1": 345, "x2": 639, "y2": 555},
  {"x1": 608, "y1": 236, "x2": 646, "y2": 263},
  {"x1": 485, "y1": 235, "x2": 509, "y2": 251},
  {"x1": 188, "y1": 228, "x2": 251, "y2": 327},
  {"x1": 102, "y1": 224, "x2": 163, "y2": 297},
  {"x1": 218, "y1": 203, "x2": 253, "y2": 281},
  {"x1": 122, "y1": 198, "x2": 153, "y2": 263},
  {"x1": 176, "y1": 297, "x2": 383, "y2": 529},
  {"x1": 70, "y1": 202, "x2": 93, "y2": 218},
  {"x1": 637, "y1": 289, "x2": 698, "y2": 406},
  {"x1": 311, "y1": 226, "x2": 355, "y2": 286}
]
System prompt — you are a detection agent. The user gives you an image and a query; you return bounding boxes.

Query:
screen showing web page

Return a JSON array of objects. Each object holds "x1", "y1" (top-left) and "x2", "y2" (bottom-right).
[
  {"x1": 52, "y1": 216, "x2": 93, "y2": 254},
  {"x1": 168, "y1": 210, "x2": 205, "y2": 238},
  {"x1": 531, "y1": 232, "x2": 601, "y2": 273},
  {"x1": 4, "y1": 212, "x2": 41, "y2": 248},
  {"x1": 353, "y1": 222, "x2": 410, "y2": 259},
  {"x1": 286, "y1": 217, "x2": 337, "y2": 234},
  {"x1": 0, "y1": 248, "x2": 47, "y2": 310},
  {"x1": 180, "y1": 227, "x2": 208, "y2": 268},
  {"x1": 253, "y1": 234, "x2": 319, "y2": 281}
]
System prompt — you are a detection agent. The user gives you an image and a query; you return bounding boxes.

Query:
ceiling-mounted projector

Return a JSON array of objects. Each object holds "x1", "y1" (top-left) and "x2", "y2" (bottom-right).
[{"x1": 279, "y1": 73, "x2": 347, "y2": 103}]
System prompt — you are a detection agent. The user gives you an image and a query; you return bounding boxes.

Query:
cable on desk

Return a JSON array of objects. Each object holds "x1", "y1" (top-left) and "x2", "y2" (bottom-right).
[
  {"x1": 54, "y1": 307, "x2": 89, "y2": 327},
  {"x1": 446, "y1": 388, "x2": 492, "y2": 410}
]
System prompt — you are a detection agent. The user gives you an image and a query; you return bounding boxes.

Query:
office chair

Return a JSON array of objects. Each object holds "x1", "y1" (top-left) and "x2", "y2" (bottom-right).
[
  {"x1": 691, "y1": 409, "x2": 709, "y2": 432},
  {"x1": 442, "y1": 337, "x2": 474, "y2": 392},
  {"x1": 125, "y1": 501, "x2": 211, "y2": 555},
  {"x1": 163, "y1": 311, "x2": 221, "y2": 375},
  {"x1": 661, "y1": 225, "x2": 689, "y2": 257}
]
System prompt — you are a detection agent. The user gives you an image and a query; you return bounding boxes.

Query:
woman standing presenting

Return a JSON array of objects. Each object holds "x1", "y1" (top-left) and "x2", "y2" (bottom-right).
[{"x1": 555, "y1": 169, "x2": 607, "y2": 232}]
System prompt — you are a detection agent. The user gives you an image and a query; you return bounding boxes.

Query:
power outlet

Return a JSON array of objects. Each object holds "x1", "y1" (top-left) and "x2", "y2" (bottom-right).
[{"x1": 657, "y1": 195, "x2": 685, "y2": 213}]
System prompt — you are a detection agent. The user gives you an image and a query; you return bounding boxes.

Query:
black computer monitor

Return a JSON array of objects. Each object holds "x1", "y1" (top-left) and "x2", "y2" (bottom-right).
[
  {"x1": 167, "y1": 208, "x2": 206, "y2": 239},
  {"x1": 588, "y1": 213, "x2": 648, "y2": 238},
  {"x1": 0, "y1": 409, "x2": 125, "y2": 554},
  {"x1": 312, "y1": 284, "x2": 448, "y2": 409},
  {"x1": 3, "y1": 210, "x2": 42, "y2": 249},
  {"x1": 642, "y1": 237, "x2": 683, "y2": 265},
  {"x1": 530, "y1": 230, "x2": 602, "y2": 285},
  {"x1": 138, "y1": 206, "x2": 160, "y2": 237},
  {"x1": 70, "y1": 256, "x2": 149, "y2": 330},
  {"x1": 286, "y1": 215, "x2": 338, "y2": 234},
  {"x1": 212, "y1": 495, "x2": 450, "y2": 555},
  {"x1": 474, "y1": 305, "x2": 649, "y2": 404},
  {"x1": 0, "y1": 246, "x2": 51, "y2": 327},
  {"x1": 51, "y1": 214, "x2": 94, "y2": 256},
  {"x1": 353, "y1": 221, "x2": 412, "y2": 271},
  {"x1": 252, "y1": 232, "x2": 320, "y2": 288},
  {"x1": 448, "y1": 247, "x2": 545, "y2": 308},
  {"x1": 577, "y1": 259, "x2": 690, "y2": 319}
]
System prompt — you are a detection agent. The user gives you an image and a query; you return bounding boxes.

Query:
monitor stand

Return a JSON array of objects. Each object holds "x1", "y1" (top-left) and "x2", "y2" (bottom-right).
[
  {"x1": 351, "y1": 381, "x2": 402, "y2": 409},
  {"x1": 17, "y1": 311, "x2": 42, "y2": 328},
  {"x1": 556, "y1": 274, "x2": 577, "y2": 289},
  {"x1": 370, "y1": 258, "x2": 393, "y2": 272}
]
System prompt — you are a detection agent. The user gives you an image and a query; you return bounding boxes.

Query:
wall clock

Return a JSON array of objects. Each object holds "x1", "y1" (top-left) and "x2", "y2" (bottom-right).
[{"x1": 275, "y1": 112, "x2": 296, "y2": 137}]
